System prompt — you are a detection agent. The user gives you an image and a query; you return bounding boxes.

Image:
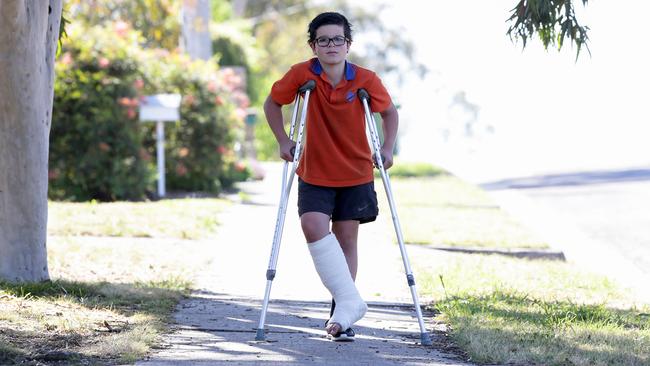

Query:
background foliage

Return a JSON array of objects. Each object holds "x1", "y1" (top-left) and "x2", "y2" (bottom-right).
[
  {"x1": 50, "y1": 25, "x2": 151, "y2": 201},
  {"x1": 51, "y1": 2, "x2": 251, "y2": 201}
]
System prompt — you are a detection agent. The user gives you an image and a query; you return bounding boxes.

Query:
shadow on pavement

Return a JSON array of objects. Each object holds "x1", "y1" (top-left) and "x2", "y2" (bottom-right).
[{"x1": 138, "y1": 290, "x2": 470, "y2": 365}]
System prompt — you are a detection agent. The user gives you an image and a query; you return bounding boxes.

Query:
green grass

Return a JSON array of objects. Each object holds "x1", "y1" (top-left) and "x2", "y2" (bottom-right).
[
  {"x1": 5, "y1": 167, "x2": 647, "y2": 365},
  {"x1": 48, "y1": 198, "x2": 230, "y2": 239},
  {"x1": 378, "y1": 175, "x2": 549, "y2": 249},
  {"x1": 1, "y1": 198, "x2": 227, "y2": 365},
  {"x1": 0, "y1": 341, "x2": 27, "y2": 365},
  {"x1": 377, "y1": 161, "x2": 447, "y2": 178},
  {"x1": 0, "y1": 277, "x2": 186, "y2": 364},
  {"x1": 412, "y1": 246, "x2": 650, "y2": 365},
  {"x1": 372, "y1": 166, "x2": 649, "y2": 365},
  {"x1": 0, "y1": 235, "x2": 214, "y2": 364}
]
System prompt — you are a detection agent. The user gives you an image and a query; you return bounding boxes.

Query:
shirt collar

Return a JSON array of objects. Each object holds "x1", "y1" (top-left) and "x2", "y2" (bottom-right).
[{"x1": 310, "y1": 58, "x2": 356, "y2": 81}]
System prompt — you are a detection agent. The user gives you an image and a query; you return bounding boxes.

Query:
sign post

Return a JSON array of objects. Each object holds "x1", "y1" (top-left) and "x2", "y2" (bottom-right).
[{"x1": 139, "y1": 94, "x2": 181, "y2": 198}]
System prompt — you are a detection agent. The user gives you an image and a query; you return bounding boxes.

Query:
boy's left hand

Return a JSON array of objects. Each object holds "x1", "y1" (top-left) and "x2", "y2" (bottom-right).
[{"x1": 376, "y1": 146, "x2": 394, "y2": 170}]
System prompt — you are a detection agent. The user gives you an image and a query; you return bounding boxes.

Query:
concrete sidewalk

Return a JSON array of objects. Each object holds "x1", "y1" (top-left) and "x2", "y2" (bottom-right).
[{"x1": 136, "y1": 162, "x2": 472, "y2": 365}]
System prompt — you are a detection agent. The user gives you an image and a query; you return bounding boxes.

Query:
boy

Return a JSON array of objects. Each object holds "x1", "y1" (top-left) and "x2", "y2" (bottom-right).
[{"x1": 264, "y1": 12, "x2": 399, "y2": 341}]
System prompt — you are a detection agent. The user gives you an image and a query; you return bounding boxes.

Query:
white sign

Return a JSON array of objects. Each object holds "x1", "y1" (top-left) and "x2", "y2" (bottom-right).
[
  {"x1": 139, "y1": 94, "x2": 181, "y2": 122},
  {"x1": 139, "y1": 94, "x2": 182, "y2": 197}
]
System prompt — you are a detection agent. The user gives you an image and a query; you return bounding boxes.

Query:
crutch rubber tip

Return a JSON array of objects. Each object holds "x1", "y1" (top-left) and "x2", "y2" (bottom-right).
[
  {"x1": 255, "y1": 328, "x2": 266, "y2": 341},
  {"x1": 420, "y1": 332, "x2": 433, "y2": 346}
]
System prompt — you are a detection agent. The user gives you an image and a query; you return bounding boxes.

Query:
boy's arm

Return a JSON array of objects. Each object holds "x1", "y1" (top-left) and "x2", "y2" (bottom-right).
[
  {"x1": 379, "y1": 103, "x2": 399, "y2": 169},
  {"x1": 264, "y1": 95, "x2": 296, "y2": 162}
]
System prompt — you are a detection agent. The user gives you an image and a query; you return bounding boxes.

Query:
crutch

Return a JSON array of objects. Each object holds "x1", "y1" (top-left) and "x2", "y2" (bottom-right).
[
  {"x1": 358, "y1": 89, "x2": 433, "y2": 346},
  {"x1": 256, "y1": 80, "x2": 316, "y2": 341}
]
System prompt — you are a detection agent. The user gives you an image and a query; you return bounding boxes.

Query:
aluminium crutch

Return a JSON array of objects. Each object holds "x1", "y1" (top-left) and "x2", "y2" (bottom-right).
[
  {"x1": 255, "y1": 80, "x2": 316, "y2": 341},
  {"x1": 358, "y1": 89, "x2": 433, "y2": 346}
]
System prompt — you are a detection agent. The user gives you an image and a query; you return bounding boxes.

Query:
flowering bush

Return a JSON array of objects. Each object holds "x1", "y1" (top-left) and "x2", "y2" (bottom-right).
[
  {"x1": 50, "y1": 22, "x2": 250, "y2": 201},
  {"x1": 138, "y1": 49, "x2": 249, "y2": 193},
  {"x1": 50, "y1": 25, "x2": 151, "y2": 201}
]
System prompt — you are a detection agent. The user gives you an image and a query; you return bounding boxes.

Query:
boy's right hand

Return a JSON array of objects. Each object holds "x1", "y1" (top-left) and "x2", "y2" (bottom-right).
[{"x1": 280, "y1": 140, "x2": 297, "y2": 162}]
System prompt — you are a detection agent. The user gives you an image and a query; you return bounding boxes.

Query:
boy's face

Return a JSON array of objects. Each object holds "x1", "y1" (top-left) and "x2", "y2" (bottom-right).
[{"x1": 310, "y1": 24, "x2": 350, "y2": 66}]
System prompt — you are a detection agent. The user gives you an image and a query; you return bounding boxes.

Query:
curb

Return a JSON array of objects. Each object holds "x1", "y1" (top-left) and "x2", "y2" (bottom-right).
[{"x1": 418, "y1": 244, "x2": 566, "y2": 261}]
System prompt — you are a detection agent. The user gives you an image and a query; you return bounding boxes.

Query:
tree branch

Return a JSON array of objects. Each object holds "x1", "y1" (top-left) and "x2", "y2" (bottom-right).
[{"x1": 507, "y1": 0, "x2": 590, "y2": 61}]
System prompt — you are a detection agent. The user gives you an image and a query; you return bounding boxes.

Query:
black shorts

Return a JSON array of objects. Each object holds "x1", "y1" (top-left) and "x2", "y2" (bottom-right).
[{"x1": 298, "y1": 178, "x2": 379, "y2": 224}]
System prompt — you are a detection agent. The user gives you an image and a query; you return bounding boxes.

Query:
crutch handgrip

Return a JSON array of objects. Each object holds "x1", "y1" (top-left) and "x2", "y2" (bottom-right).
[
  {"x1": 357, "y1": 88, "x2": 370, "y2": 102},
  {"x1": 298, "y1": 79, "x2": 316, "y2": 93},
  {"x1": 372, "y1": 153, "x2": 387, "y2": 168},
  {"x1": 290, "y1": 146, "x2": 296, "y2": 158}
]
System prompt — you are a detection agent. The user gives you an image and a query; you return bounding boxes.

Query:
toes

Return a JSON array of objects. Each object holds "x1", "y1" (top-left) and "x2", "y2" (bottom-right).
[{"x1": 326, "y1": 322, "x2": 342, "y2": 336}]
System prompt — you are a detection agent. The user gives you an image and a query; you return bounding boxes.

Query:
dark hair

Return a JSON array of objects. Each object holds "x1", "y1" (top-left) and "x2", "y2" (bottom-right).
[{"x1": 307, "y1": 12, "x2": 353, "y2": 44}]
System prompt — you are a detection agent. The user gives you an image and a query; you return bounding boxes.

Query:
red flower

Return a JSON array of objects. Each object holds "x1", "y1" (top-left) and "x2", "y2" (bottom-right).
[
  {"x1": 207, "y1": 80, "x2": 218, "y2": 93},
  {"x1": 98, "y1": 142, "x2": 111, "y2": 152},
  {"x1": 234, "y1": 161, "x2": 246, "y2": 172},
  {"x1": 183, "y1": 95, "x2": 196, "y2": 107},
  {"x1": 118, "y1": 97, "x2": 139, "y2": 107},
  {"x1": 139, "y1": 148, "x2": 152, "y2": 162},
  {"x1": 133, "y1": 79, "x2": 144, "y2": 90},
  {"x1": 60, "y1": 52, "x2": 73, "y2": 66},
  {"x1": 98, "y1": 57, "x2": 110, "y2": 69},
  {"x1": 175, "y1": 163, "x2": 188, "y2": 176},
  {"x1": 114, "y1": 20, "x2": 130, "y2": 38}
]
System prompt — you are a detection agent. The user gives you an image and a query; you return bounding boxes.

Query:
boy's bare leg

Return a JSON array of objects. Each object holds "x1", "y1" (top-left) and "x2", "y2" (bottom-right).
[
  {"x1": 332, "y1": 220, "x2": 359, "y2": 280},
  {"x1": 300, "y1": 212, "x2": 330, "y2": 243}
]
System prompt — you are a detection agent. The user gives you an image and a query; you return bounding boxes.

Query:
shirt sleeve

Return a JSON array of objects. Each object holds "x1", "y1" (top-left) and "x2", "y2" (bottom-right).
[
  {"x1": 367, "y1": 73, "x2": 392, "y2": 113},
  {"x1": 270, "y1": 65, "x2": 304, "y2": 105}
]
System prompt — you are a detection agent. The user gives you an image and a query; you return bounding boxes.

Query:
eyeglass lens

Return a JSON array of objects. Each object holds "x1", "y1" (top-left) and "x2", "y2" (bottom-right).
[{"x1": 316, "y1": 36, "x2": 346, "y2": 47}]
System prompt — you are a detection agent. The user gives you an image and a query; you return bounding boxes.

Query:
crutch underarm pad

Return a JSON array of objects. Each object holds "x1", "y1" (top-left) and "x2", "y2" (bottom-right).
[
  {"x1": 298, "y1": 79, "x2": 316, "y2": 93},
  {"x1": 357, "y1": 88, "x2": 370, "y2": 102}
]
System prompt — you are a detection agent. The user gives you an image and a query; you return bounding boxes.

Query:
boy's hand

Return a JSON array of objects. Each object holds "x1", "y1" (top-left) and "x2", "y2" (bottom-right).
[
  {"x1": 280, "y1": 139, "x2": 297, "y2": 162},
  {"x1": 376, "y1": 146, "x2": 394, "y2": 170}
]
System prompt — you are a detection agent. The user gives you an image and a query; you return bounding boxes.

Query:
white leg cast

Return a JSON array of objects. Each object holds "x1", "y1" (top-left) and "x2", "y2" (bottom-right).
[{"x1": 308, "y1": 233, "x2": 367, "y2": 331}]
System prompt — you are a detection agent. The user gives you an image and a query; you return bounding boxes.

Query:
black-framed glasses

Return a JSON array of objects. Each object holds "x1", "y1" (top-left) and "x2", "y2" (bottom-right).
[{"x1": 314, "y1": 36, "x2": 347, "y2": 47}]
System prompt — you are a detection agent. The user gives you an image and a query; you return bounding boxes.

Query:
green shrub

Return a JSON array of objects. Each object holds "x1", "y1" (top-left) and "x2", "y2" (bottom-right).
[
  {"x1": 50, "y1": 25, "x2": 152, "y2": 201},
  {"x1": 140, "y1": 50, "x2": 252, "y2": 193},
  {"x1": 50, "y1": 23, "x2": 250, "y2": 201},
  {"x1": 378, "y1": 162, "x2": 447, "y2": 178}
]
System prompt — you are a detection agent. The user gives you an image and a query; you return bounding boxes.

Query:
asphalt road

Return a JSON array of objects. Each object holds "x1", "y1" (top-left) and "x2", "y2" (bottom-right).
[{"x1": 479, "y1": 166, "x2": 650, "y2": 301}]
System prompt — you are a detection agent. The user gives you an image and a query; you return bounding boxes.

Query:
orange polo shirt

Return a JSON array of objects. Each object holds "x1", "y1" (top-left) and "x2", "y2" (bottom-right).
[{"x1": 270, "y1": 58, "x2": 392, "y2": 187}]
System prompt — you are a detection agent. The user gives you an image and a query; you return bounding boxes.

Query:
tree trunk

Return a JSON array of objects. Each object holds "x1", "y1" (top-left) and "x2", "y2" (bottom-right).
[
  {"x1": 181, "y1": 0, "x2": 212, "y2": 60},
  {"x1": 0, "y1": 0, "x2": 62, "y2": 283}
]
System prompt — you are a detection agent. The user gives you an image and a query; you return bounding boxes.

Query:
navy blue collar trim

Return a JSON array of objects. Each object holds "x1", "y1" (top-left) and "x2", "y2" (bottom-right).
[{"x1": 310, "y1": 58, "x2": 356, "y2": 81}]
